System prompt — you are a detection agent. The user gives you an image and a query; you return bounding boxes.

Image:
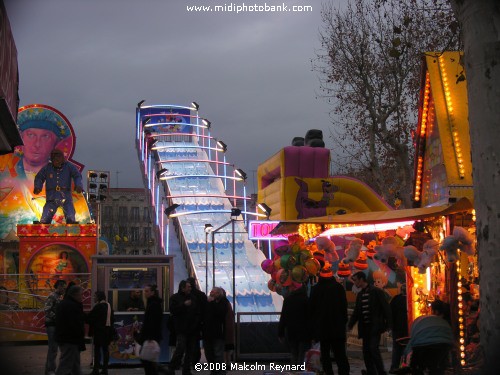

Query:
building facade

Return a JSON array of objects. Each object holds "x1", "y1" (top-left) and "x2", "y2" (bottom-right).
[{"x1": 97, "y1": 188, "x2": 157, "y2": 255}]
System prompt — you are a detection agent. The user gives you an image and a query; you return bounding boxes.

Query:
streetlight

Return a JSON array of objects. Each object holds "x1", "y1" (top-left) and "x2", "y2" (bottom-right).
[
  {"x1": 164, "y1": 204, "x2": 180, "y2": 254},
  {"x1": 257, "y1": 203, "x2": 272, "y2": 219},
  {"x1": 87, "y1": 170, "x2": 110, "y2": 254},
  {"x1": 204, "y1": 224, "x2": 213, "y2": 295},
  {"x1": 210, "y1": 208, "x2": 242, "y2": 311}
]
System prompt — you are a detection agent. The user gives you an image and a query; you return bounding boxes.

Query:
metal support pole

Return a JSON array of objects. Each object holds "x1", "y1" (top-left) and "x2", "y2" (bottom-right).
[
  {"x1": 205, "y1": 232, "x2": 209, "y2": 295},
  {"x1": 232, "y1": 219, "x2": 236, "y2": 312},
  {"x1": 212, "y1": 231, "x2": 216, "y2": 289}
]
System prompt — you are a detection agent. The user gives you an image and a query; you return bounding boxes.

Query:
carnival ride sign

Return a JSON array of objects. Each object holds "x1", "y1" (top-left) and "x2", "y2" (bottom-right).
[{"x1": 248, "y1": 221, "x2": 288, "y2": 240}]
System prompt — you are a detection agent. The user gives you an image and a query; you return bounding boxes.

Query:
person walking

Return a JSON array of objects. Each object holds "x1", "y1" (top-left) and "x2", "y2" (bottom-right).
[
  {"x1": 87, "y1": 291, "x2": 115, "y2": 375},
  {"x1": 309, "y1": 264, "x2": 350, "y2": 375},
  {"x1": 389, "y1": 283, "x2": 408, "y2": 372},
  {"x1": 166, "y1": 280, "x2": 200, "y2": 375},
  {"x1": 186, "y1": 277, "x2": 207, "y2": 365},
  {"x1": 278, "y1": 284, "x2": 310, "y2": 366},
  {"x1": 203, "y1": 287, "x2": 233, "y2": 375},
  {"x1": 55, "y1": 285, "x2": 86, "y2": 375},
  {"x1": 348, "y1": 271, "x2": 392, "y2": 375},
  {"x1": 44, "y1": 279, "x2": 67, "y2": 375},
  {"x1": 140, "y1": 284, "x2": 163, "y2": 375}
]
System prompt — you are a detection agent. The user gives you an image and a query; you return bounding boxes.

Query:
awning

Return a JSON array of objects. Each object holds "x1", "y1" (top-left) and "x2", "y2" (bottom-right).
[{"x1": 271, "y1": 197, "x2": 473, "y2": 235}]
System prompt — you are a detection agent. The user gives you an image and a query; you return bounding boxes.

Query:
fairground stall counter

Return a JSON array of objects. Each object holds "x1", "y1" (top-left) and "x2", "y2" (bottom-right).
[{"x1": 90, "y1": 255, "x2": 174, "y2": 365}]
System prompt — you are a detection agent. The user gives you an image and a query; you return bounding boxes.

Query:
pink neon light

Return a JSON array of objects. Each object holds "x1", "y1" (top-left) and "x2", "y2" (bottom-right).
[
  {"x1": 320, "y1": 220, "x2": 415, "y2": 237},
  {"x1": 248, "y1": 221, "x2": 288, "y2": 240},
  {"x1": 166, "y1": 194, "x2": 250, "y2": 200},
  {"x1": 155, "y1": 159, "x2": 232, "y2": 166},
  {"x1": 143, "y1": 113, "x2": 202, "y2": 119}
]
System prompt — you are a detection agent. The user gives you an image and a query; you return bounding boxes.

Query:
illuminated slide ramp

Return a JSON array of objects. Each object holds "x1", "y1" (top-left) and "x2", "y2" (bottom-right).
[{"x1": 136, "y1": 104, "x2": 277, "y2": 319}]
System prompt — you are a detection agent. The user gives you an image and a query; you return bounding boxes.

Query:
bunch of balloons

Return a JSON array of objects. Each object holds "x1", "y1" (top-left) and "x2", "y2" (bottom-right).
[{"x1": 261, "y1": 234, "x2": 322, "y2": 297}]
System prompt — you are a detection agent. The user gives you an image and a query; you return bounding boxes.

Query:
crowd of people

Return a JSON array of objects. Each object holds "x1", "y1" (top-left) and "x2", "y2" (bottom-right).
[
  {"x1": 279, "y1": 266, "x2": 456, "y2": 375},
  {"x1": 40, "y1": 268, "x2": 457, "y2": 375},
  {"x1": 278, "y1": 267, "x2": 392, "y2": 375},
  {"x1": 43, "y1": 279, "x2": 115, "y2": 375},
  {"x1": 163, "y1": 277, "x2": 234, "y2": 375}
]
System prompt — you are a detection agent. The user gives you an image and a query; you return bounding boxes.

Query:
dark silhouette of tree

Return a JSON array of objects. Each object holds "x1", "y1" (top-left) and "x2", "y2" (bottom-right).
[{"x1": 314, "y1": 0, "x2": 458, "y2": 207}]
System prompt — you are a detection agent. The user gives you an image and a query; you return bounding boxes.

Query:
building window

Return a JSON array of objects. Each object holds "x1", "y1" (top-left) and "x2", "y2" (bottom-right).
[
  {"x1": 131, "y1": 207, "x2": 140, "y2": 221},
  {"x1": 118, "y1": 206, "x2": 128, "y2": 222},
  {"x1": 103, "y1": 206, "x2": 113, "y2": 221},
  {"x1": 102, "y1": 226, "x2": 112, "y2": 239},
  {"x1": 144, "y1": 227, "x2": 151, "y2": 243},
  {"x1": 130, "y1": 227, "x2": 139, "y2": 243},
  {"x1": 143, "y1": 207, "x2": 151, "y2": 222}
]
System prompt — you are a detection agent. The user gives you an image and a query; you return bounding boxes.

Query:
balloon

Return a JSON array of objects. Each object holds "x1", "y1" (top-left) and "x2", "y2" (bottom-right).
[
  {"x1": 281, "y1": 254, "x2": 297, "y2": 270},
  {"x1": 299, "y1": 250, "x2": 313, "y2": 265},
  {"x1": 276, "y1": 269, "x2": 288, "y2": 284},
  {"x1": 291, "y1": 243, "x2": 302, "y2": 254},
  {"x1": 275, "y1": 245, "x2": 291, "y2": 256},
  {"x1": 261, "y1": 259, "x2": 274, "y2": 274},
  {"x1": 274, "y1": 257, "x2": 282, "y2": 270},
  {"x1": 268, "y1": 279, "x2": 276, "y2": 292},
  {"x1": 275, "y1": 283, "x2": 284, "y2": 295},
  {"x1": 304, "y1": 258, "x2": 321, "y2": 276},
  {"x1": 291, "y1": 265, "x2": 309, "y2": 283}
]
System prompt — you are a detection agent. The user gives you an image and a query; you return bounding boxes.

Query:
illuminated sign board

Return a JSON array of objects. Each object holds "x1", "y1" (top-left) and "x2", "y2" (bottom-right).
[{"x1": 248, "y1": 221, "x2": 289, "y2": 240}]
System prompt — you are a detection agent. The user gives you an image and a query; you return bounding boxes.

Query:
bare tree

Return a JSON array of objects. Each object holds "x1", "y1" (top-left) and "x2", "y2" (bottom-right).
[
  {"x1": 315, "y1": 0, "x2": 458, "y2": 207},
  {"x1": 446, "y1": 1, "x2": 500, "y2": 373}
]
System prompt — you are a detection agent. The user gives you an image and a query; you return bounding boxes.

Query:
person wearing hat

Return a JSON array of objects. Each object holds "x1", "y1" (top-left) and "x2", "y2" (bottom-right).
[
  {"x1": 34, "y1": 149, "x2": 83, "y2": 224},
  {"x1": 309, "y1": 263, "x2": 350, "y2": 375},
  {"x1": 17, "y1": 116, "x2": 69, "y2": 178},
  {"x1": 348, "y1": 271, "x2": 392, "y2": 375}
]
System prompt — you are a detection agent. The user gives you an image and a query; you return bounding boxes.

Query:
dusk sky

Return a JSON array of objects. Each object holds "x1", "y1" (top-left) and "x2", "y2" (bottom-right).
[{"x1": 5, "y1": 0, "x2": 345, "y2": 194}]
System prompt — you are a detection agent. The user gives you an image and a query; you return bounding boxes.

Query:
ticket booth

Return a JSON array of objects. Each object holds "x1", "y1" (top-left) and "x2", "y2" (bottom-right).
[{"x1": 91, "y1": 255, "x2": 174, "y2": 365}]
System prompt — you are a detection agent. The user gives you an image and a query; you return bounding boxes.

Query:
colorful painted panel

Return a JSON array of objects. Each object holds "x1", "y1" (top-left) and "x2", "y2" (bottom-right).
[
  {"x1": 139, "y1": 107, "x2": 192, "y2": 134},
  {"x1": 0, "y1": 104, "x2": 91, "y2": 239}
]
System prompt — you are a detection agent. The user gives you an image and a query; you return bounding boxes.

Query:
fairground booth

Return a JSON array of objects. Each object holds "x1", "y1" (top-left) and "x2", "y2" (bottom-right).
[
  {"x1": 0, "y1": 104, "x2": 95, "y2": 341},
  {"x1": 262, "y1": 52, "x2": 479, "y2": 369},
  {"x1": 91, "y1": 255, "x2": 173, "y2": 365}
]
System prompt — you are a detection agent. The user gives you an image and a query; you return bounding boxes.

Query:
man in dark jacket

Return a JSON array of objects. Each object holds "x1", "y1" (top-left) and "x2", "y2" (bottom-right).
[
  {"x1": 186, "y1": 277, "x2": 207, "y2": 364},
  {"x1": 55, "y1": 285, "x2": 85, "y2": 375},
  {"x1": 389, "y1": 283, "x2": 408, "y2": 371},
  {"x1": 87, "y1": 291, "x2": 115, "y2": 375},
  {"x1": 203, "y1": 287, "x2": 232, "y2": 374},
  {"x1": 166, "y1": 280, "x2": 200, "y2": 375},
  {"x1": 141, "y1": 284, "x2": 163, "y2": 375},
  {"x1": 278, "y1": 285, "x2": 310, "y2": 365},
  {"x1": 309, "y1": 264, "x2": 350, "y2": 375},
  {"x1": 348, "y1": 271, "x2": 392, "y2": 375},
  {"x1": 44, "y1": 279, "x2": 66, "y2": 375}
]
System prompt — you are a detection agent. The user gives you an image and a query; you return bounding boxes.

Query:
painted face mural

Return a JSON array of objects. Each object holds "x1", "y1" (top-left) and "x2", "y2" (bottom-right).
[{"x1": 0, "y1": 104, "x2": 91, "y2": 238}]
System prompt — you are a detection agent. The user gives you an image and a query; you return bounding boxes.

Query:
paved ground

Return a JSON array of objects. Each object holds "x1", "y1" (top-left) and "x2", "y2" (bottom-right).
[{"x1": 0, "y1": 343, "x2": 392, "y2": 375}]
